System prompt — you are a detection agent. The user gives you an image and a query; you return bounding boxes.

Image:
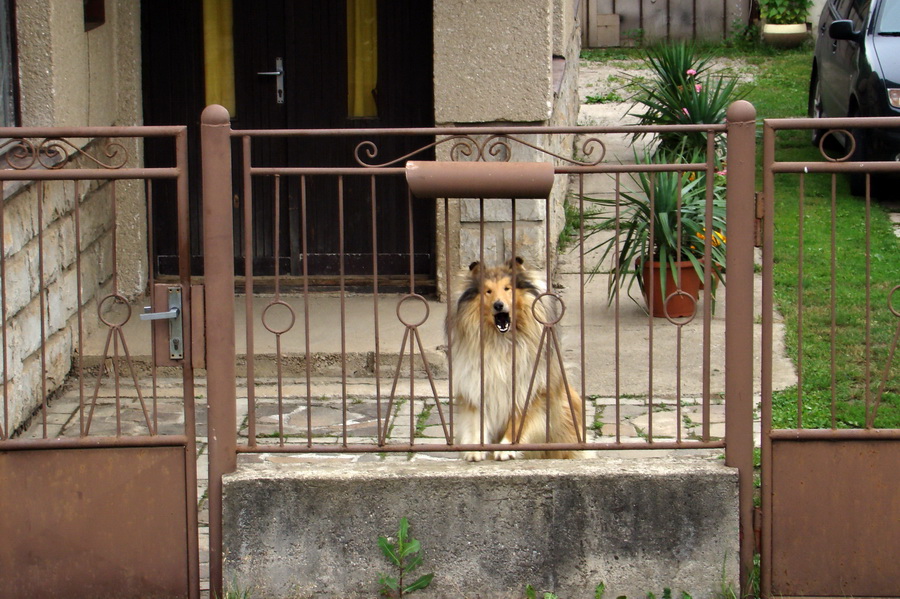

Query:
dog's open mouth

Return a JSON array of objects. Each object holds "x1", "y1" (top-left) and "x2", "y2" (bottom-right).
[{"x1": 494, "y1": 311, "x2": 511, "y2": 333}]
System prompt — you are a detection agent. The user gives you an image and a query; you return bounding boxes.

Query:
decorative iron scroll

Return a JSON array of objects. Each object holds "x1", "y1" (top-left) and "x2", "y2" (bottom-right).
[
  {"x1": 0, "y1": 137, "x2": 129, "y2": 170},
  {"x1": 354, "y1": 135, "x2": 607, "y2": 168}
]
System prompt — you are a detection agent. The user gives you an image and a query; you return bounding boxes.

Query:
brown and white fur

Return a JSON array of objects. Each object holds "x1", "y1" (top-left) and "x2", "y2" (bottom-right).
[{"x1": 449, "y1": 257, "x2": 583, "y2": 461}]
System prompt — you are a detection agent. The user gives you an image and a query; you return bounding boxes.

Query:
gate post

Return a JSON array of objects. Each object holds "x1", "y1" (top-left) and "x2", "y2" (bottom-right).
[
  {"x1": 724, "y1": 100, "x2": 757, "y2": 593},
  {"x1": 201, "y1": 104, "x2": 237, "y2": 599}
]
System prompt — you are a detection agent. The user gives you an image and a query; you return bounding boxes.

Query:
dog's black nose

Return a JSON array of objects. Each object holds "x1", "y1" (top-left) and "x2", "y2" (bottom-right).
[{"x1": 493, "y1": 301, "x2": 504, "y2": 312}]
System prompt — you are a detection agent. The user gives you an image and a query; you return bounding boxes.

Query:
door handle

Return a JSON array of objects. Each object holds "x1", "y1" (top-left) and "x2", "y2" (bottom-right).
[
  {"x1": 140, "y1": 287, "x2": 184, "y2": 359},
  {"x1": 257, "y1": 57, "x2": 284, "y2": 104},
  {"x1": 140, "y1": 307, "x2": 179, "y2": 321}
]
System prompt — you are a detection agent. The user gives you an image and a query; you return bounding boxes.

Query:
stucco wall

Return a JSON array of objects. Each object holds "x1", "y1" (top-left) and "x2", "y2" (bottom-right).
[
  {"x1": 434, "y1": 0, "x2": 554, "y2": 124},
  {"x1": 433, "y1": 0, "x2": 581, "y2": 298}
]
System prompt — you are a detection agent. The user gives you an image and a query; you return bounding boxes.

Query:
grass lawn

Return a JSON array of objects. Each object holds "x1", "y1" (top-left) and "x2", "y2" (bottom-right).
[{"x1": 581, "y1": 44, "x2": 900, "y2": 429}]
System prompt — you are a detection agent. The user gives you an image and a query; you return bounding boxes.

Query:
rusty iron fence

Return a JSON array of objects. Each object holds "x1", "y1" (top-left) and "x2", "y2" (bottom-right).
[
  {"x1": 760, "y1": 117, "x2": 900, "y2": 598},
  {"x1": 200, "y1": 102, "x2": 759, "y2": 595},
  {"x1": 3, "y1": 108, "x2": 898, "y2": 599},
  {"x1": 0, "y1": 127, "x2": 200, "y2": 599}
]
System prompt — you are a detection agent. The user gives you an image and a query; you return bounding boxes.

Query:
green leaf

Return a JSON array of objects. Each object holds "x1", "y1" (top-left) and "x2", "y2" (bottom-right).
[
  {"x1": 398, "y1": 517, "x2": 409, "y2": 545},
  {"x1": 595, "y1": 582, "x2": 607, "y2": 599},
  {"x1": 526, "y1": 584, "x2": 537, "y2": 599},
  {"x1": 402, "y1": 553, "x2": 423, "y2": 575},
  {"x1": 403, "y1": 573, "x2": 434, "y2": 593},
  {"x1": 379, "y1": 575, "x2": 399, "y2": 591},
  {"x1": 378, "y1": 536, "x2": 401, "y2": 567},
  {"x1": 400, "y1": 538, "x2": 421, "y2": 558}
]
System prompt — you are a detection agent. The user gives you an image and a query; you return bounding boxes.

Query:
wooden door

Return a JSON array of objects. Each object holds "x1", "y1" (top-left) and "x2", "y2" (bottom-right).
[{"x1": 143, "y1": 1, "x2": 435, "y2": 280}]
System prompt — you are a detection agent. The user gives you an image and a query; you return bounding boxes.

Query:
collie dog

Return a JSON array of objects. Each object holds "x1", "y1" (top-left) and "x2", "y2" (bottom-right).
[{"x1": 449, "y1": 257, "x2": 584, "y2": 461}]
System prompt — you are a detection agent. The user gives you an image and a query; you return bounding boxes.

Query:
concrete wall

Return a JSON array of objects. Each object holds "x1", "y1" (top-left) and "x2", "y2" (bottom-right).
[
  {"x1": 4, "y1": 0, "x2": 144, "y2": 432},
  {"x1": 433, "y1": 0, "x2": 582, "y2": 297},
  {"x1": 224, "y1": 458, "x2": 739, "y2": 599}
]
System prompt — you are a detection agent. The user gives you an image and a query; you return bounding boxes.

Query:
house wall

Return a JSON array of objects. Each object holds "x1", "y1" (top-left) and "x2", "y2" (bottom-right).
[
  {"x1": 15, "y1": 0, "x2": 145, "y2": 295},
  {"x1": 4, "y1": 0, "x2": 144, "y2": 433},
  {"x1": 433, "y1": 0, "x2": 581, "y2": 296}
]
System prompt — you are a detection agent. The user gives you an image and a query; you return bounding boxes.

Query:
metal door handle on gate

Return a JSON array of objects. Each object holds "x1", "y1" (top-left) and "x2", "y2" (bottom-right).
[
  {"x1": 140, "y1": 307, "x2": 180, "y2": 320},
  {"x1": 139, "y1": 287, "x2": 185, "y2": 360}
]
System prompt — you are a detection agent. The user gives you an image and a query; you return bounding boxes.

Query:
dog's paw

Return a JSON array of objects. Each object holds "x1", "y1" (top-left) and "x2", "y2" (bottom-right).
[
  {"x1": 462, "y1": 451, "x2": 488, "y2": 462},
  {"x1": 494, "y1": 449, "x2": 522, "y2": 461}
]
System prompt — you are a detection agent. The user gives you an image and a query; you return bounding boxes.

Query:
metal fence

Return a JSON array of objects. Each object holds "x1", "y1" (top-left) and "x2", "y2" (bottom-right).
[
  {"x1": 200, "y1": 110, "x2": 756, "y2": 458},
  {"x1": 0, "y1": 126, "x2": 201, "y2": 598},
  {"x1": 200, "y1": 102, "x2": 760, "y2": 593},
  {"x1": 759, "y1": 116, "x2": 900, "y2": 598}
]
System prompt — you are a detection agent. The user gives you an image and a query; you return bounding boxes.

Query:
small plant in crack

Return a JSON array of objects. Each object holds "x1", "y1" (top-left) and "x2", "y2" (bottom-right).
[
  {"x1": 414, "y1": 404, "x2": 433, "y2": 438},
  {"x1": 377, "y1": 517, "x2": 434, "y2": 598}
]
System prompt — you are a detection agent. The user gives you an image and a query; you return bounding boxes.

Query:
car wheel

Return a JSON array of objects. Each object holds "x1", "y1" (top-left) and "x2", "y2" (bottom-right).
[{"x1": 808, "y1": 70, "x2": 825, "y2": 146}]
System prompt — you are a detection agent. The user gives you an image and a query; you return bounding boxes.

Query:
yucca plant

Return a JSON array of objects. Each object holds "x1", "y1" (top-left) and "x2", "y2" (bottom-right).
[
  {"x1": 580, "y1": 147, "x2": 727, "y2": 313},
  {"x1": 627, "y1": 43, "x2": 748, "y2": 155}
]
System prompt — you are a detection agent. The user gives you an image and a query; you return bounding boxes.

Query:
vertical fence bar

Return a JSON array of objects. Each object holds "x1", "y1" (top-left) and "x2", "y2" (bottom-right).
[
  {"x1": 0, "y1": 181, "x2": 6, "y2": 440},
  {"x1": 371, "y1": 175, "x2": 382, "y2": 442},
  {"x1": 243, "y1": 135, "x2": 257, "y2": 446},
  {"x1": 301, "y1": 176, "x2": 313, "y2": 447},
  {"x1": 201, "y1": 104, "x2": 237, "y2": 599},
  {"x1": 175, "y1": 124, "x2": 201, "y2": 599},
  {"x1": 37, "y1": 182, "x2": 47, "y2": 437},
  {"x1": 760, "y1": 117, "x2": 777, "y2": 599},
  {"x1": 444, "y1": 197, "x2": 454, "y2": 443},
  {"x1": 338, "y1": 176, "x2": 348, "y2": 447},
  {"x1": 724, "y1": 100, "x2": 757, "y2": 592}
]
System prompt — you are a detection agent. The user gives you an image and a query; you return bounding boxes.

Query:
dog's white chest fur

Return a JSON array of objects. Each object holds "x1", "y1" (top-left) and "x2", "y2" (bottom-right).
[{"x1": 451, "y1": 327, "x2": 546, "y2": 443}]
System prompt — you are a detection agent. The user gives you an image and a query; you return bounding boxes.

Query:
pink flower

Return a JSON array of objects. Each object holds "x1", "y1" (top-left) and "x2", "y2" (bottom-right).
[
  {"x1": 686, "y1": 69, "x2": 697, "y2": 76},
  {"x1": 695, "y1": 83, "x2": 702, "y2": 92},
  {"x1": 682, "y1": 107, "x2": 690, "y2": 116},
  {"x1": 716, "y1": 169, "x2": 727, "y2": 177}
]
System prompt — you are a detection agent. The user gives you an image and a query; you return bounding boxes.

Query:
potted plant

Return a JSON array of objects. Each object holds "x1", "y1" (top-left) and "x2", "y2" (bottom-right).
[
  {"x1": 626, "y1": 43, "x2": 747, "y2": 156},
  {"x1": 580, "y1": 149, "x2": 728, "y2": 318},
  {"x1": 759, "y1": 0, "x2": 813, "y2": 47}
]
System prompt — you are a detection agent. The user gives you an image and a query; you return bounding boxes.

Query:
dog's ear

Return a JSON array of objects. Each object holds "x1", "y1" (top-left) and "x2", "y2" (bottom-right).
[
  {"x1": 507, "y1": 256, "x2": 525, "y2": 272},
  {"x1": 468, "y1": 261, "x2": 482, "y2": 278}
]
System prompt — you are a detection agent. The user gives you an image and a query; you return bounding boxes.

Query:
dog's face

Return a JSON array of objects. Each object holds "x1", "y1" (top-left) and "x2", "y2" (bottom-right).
[
  {"x1": 466, "y1": 257, "x2": 528, "y2": 335},
  {"x1": 482, "y1": 273, "x2": 515, "y2": 333}
]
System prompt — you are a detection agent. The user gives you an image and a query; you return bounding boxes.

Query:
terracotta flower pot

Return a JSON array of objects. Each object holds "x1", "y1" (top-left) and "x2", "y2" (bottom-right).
[{"x1": 641, "y1": 260, "x2": 702, "y2": 318}]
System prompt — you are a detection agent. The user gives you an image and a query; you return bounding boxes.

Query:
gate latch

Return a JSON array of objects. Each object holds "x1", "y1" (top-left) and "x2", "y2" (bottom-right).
[{"x1": 140, "y1": 287, "x2": 184, "y2": 360}]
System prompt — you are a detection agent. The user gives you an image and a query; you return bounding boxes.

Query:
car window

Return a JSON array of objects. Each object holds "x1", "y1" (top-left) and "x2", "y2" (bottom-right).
[
  {"x1": 876, "y1": 0, "x2": 900, "y2": 33},
  {"x1": 834, "y1": 0, "x2": 853, "y2": 18},
  {"x1": 848, "y1": 0, "x2": 871, "y2": 27}
]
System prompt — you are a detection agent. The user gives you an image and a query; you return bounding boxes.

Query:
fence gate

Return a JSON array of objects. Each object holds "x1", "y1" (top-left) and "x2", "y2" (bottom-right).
[
  {"x1": 760, "y1": 117, "x2": 900, "y2": 598},
  {"x1": 0, "y1": 127, "x2": 201, "y2": 598}
]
